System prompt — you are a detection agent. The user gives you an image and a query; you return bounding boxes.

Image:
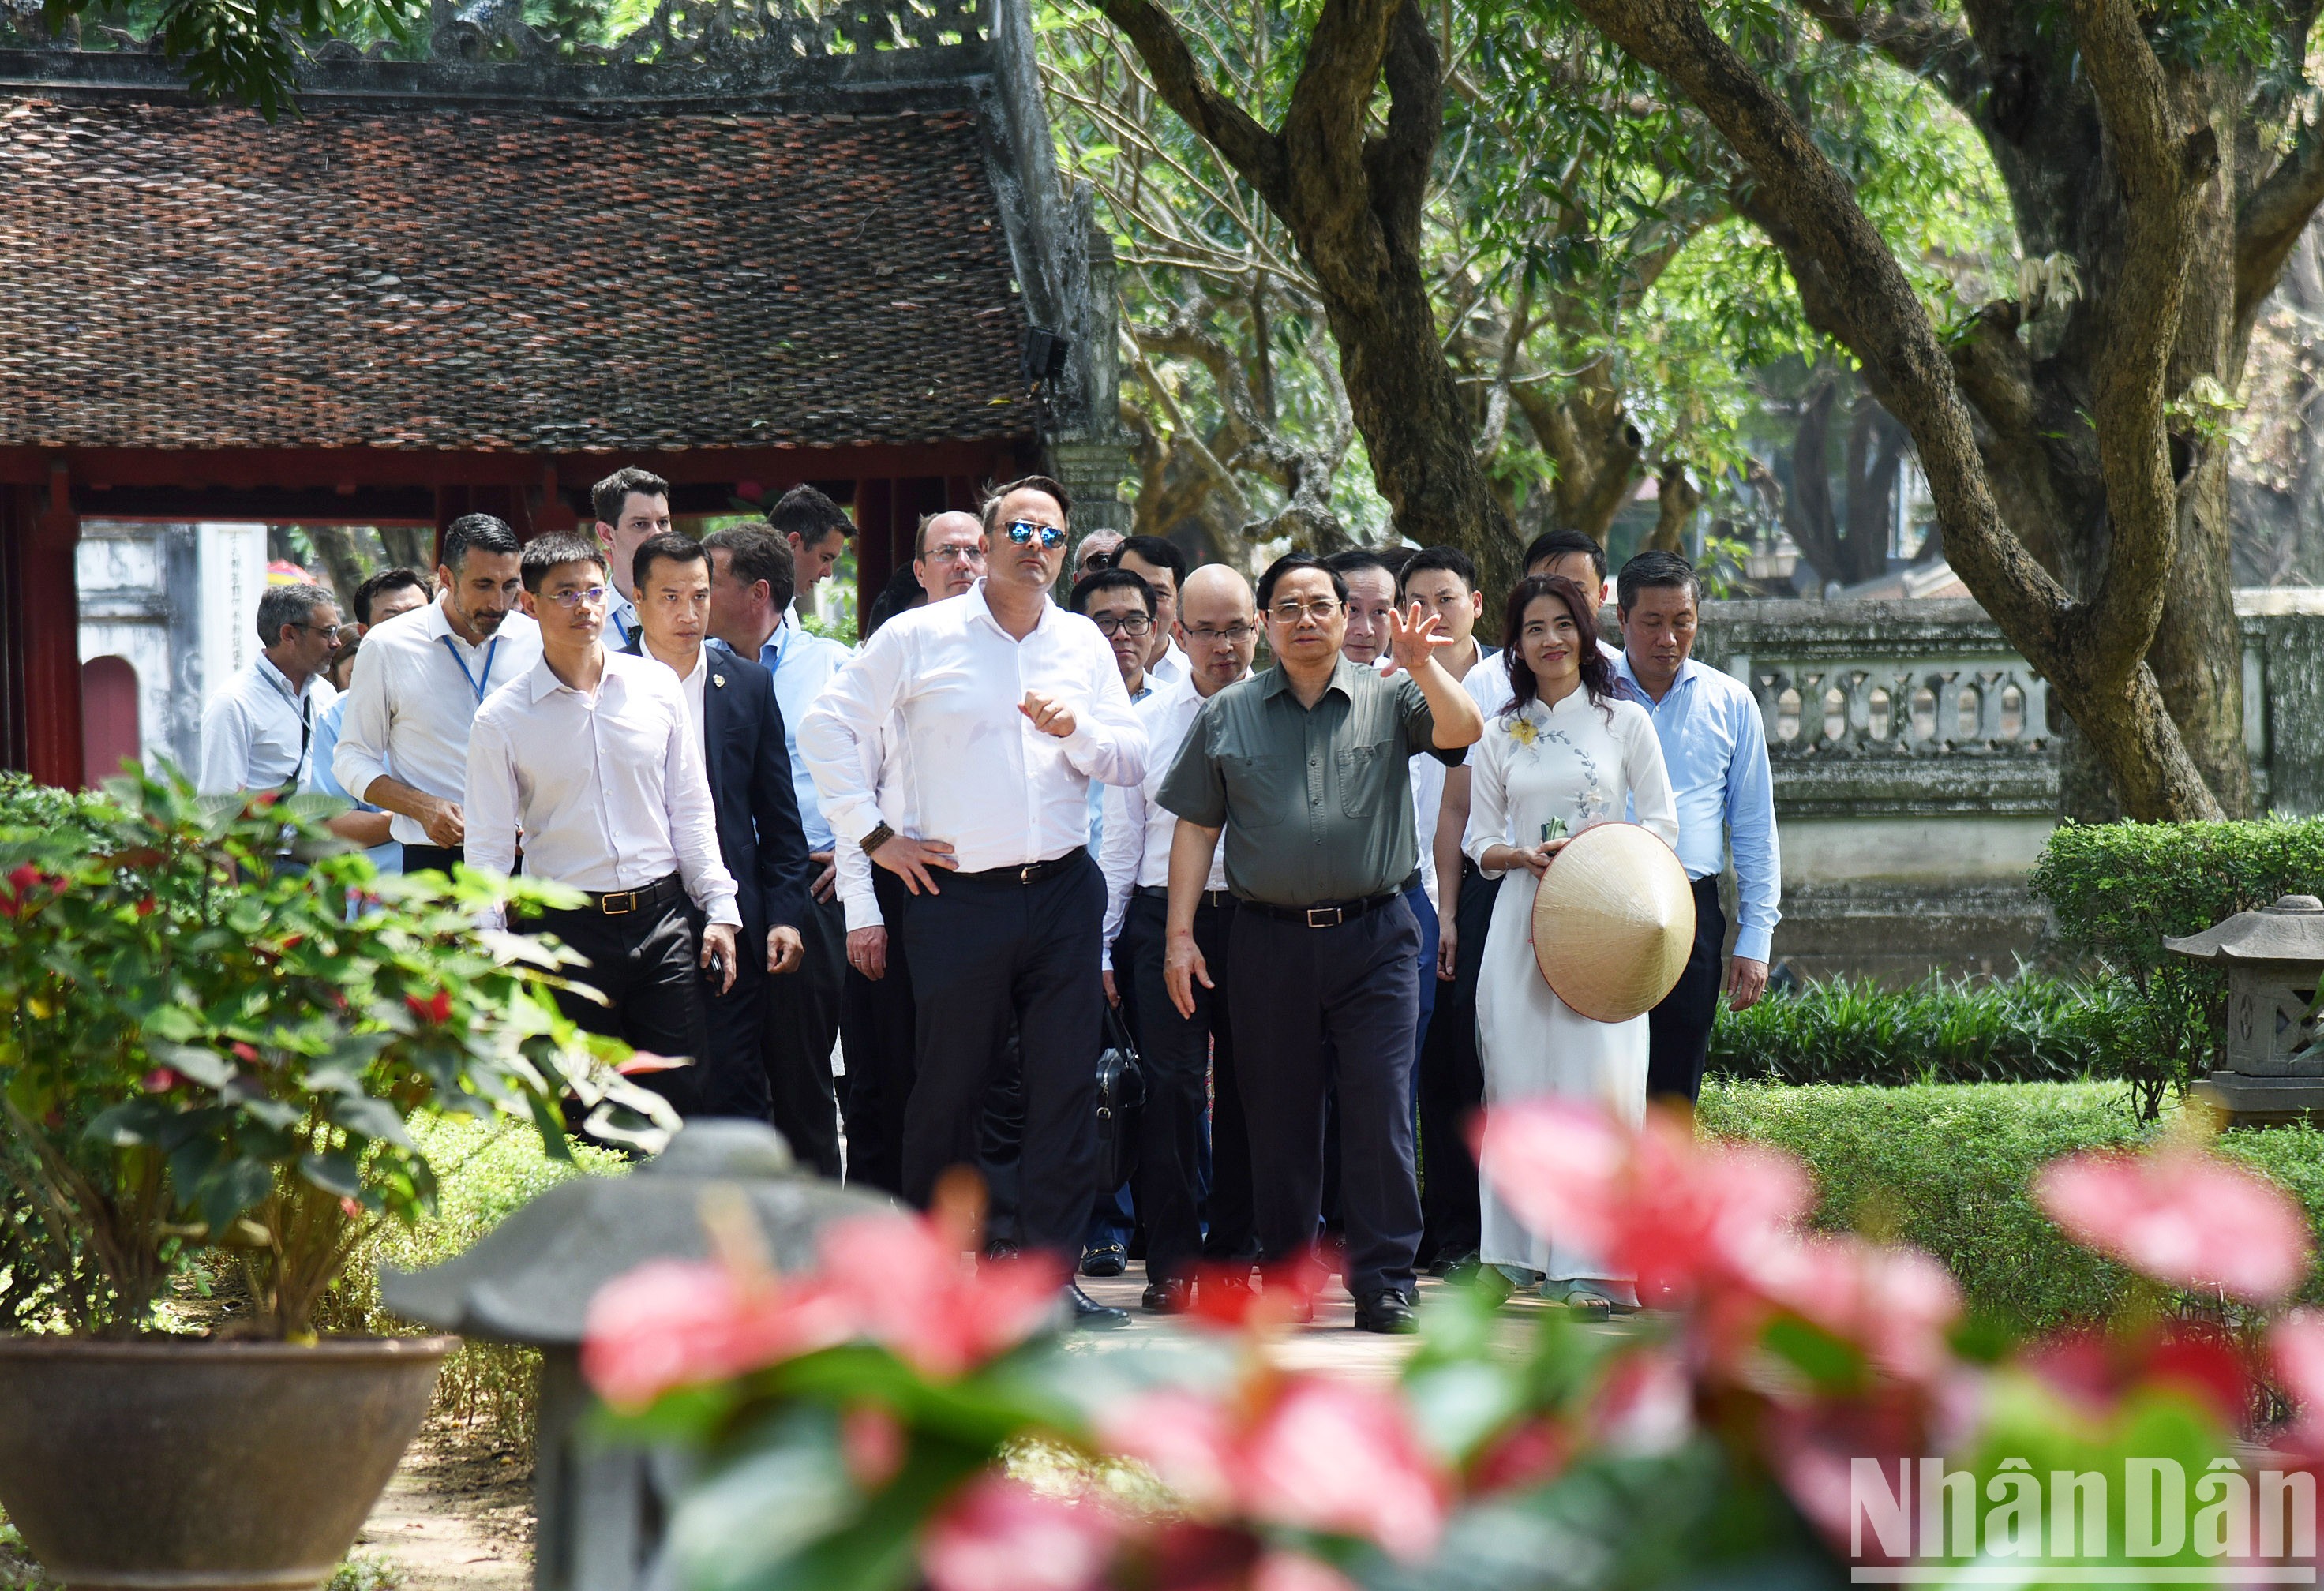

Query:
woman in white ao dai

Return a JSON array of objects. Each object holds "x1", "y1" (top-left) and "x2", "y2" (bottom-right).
[{"x1": 1465, "y1": 575, "x2": 1678, "y2": 1305}]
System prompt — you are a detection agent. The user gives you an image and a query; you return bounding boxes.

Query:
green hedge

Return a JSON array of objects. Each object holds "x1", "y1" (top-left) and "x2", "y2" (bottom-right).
[
  {"x1": 1703, "y1": 1079, "x2": 2324, "y2": 1331},
  {"x1": 319, "y1": 1116, "x2": 628, "y2": 1450},
  {"x1": 1708, "y1": 974, "x2": 2100, "y2": 1087},
  {"x1": 2030, "y1": 819, "x2": 2324, "y2": 1117}
]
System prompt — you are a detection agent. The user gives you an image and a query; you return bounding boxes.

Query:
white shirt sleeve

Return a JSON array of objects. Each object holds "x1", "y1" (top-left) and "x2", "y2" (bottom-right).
[
  {"x1": 333, "y1": 641, "x2": 395, "y2": 803},
  {"x1": 797, "y1": 626, "x2": 909, "y2": 848},
  {"x1": 197, "y1": 692, "x2": 252, "y2": 796},
  {"x1": 661, "y1": 676, "x2": 741, "y2": 927},
  {"x1": 1621, "y1": 703, "x2": 1682, "y2": 851},
  {"x1": 1097, "y1": 777, "x2": 1144, "y2": 970},
  {"x1": 1466, "y1": 723, "x2": 1512, "y2": 876},
  {"x1": 462, "y1": 710, "x2": 520, "y2": 882},
  {"x1": 1057, "y1": 638, "x2": 1148, "y2": 789}
]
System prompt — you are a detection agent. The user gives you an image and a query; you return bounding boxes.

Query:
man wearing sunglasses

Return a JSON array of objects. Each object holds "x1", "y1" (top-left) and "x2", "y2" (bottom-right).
[
  {"x1": 799, "y1": 475, "x2": 1148, "y2": 1329},
  {"x1": 465, "y1": 534, "x2": 743, "y2": 1116}
]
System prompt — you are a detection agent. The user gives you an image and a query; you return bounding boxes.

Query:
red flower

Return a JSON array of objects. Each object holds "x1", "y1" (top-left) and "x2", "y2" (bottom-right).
[
  {"x1": 135, "y1": 896, "x2": 156, "y2": 917},
  {"x1": 920, "y1": 1476, "x2": 1119, "y2": 1591},
  {"x1": 231, "y1": 1042, "x2": 260, "y2": 1063},
  {"x1": 2275, "y1": 1311, "x2": 2324, "y2": 1440},
  {"x1": 141, "y1": 1067, "x2": 182, "y2": 1093},
  {"x1": 580, "y1": 1259, "x2": 855, "y2": 1410},
  {"x1": 2034, "y1": 1144, "x2": 2311, "y2": 1305},
  {"x1": 404, "y1": 990, "x2": 453, "y2": 1026},
  {"x1": 1102, "y1": 1376, "x2": 1449, "y2": 1561},
  {"x1": 841, "y1": 1404, "x2": 905, "y2": 1490},
  {"x1": 1467, "y1": 1417, "x2": 1570, "y2": 1496},
  {"x1": 5, "y1": 864, "x2": 39, "y2": 895},
  {"x1": 1185, "y1": 1254, "x2": 1328, "y2": 1335}
]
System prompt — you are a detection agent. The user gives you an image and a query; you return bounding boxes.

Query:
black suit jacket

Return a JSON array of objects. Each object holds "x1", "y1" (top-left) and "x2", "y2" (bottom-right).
[{"x1": 621, "y1": 637, "x2": 812, "y2": 945}]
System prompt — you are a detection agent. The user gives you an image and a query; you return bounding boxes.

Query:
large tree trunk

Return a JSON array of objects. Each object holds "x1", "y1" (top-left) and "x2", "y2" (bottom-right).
[{"x1": 1095, "y1": 0, "x2": 1520, "y2": 594}]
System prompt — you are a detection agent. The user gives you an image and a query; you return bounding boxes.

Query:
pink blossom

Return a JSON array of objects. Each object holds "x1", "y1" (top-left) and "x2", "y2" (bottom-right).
[
  {"x1": 579, "y1": 1259, "x2": 853, "y2": 1409},
  {"x1": 815, "y1": 1212, "x2": 1063, "y2": 1376},
  {"x1": 1751, "y1": 1234, "x2": 1962, "y2": 1383},
  {"x1": 920, "y1": 1476, "x2": 1118, "y2": 1591},
  {"x1": 1250, "y1": 1553, "x2": 1361, "y2": 1591},
  {"x1": 1099, "y1": 1387, "x2": 1237, "y2": 1511},
  {"x1": 1238, "y1": 1377, "x2": 1447, "y2": 1561},
  {"x1": 2035, "y1": 1146, "x2": 2311, "y2": 1305},
  {"x1": 1585, "y1": 1346, "x2": 1694, "y2": 1455},
  {"x1": 841, "y1": 1404, "x2": 905, "y2": 1490}
]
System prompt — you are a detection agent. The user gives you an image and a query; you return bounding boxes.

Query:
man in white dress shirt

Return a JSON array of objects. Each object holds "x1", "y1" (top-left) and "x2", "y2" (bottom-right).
[
  {"x1": 199, "y1": 583, "x2": 343, "y2": 796},
  {"x1": 770, "y1": 485, "x2": 853, "y2": 632},
  {"x1": 465, "y1": 533, "x2": 741, "y2": 1109},
  {"x1": 799, "y1": 475, "x2": 1146, "y2": 1327},
  {"x1": 592, "y1": 466, "x2": 673, "y2": 653},
  {"x1": 333, "y1": 515, "x2": 542, "y2": 877},
  {"x1": 1112, "y1": 534, "x2": 1190, "y2": 690},
  {"x1": 914, "y1": 511, "x2": 987, "y2": 603},
  {"x1": 704, "y1": 522, "x2": 853, "y2": 1177},
  {"x1": 1097, "y1": 562, "x2": 1258, "y2": 1312}
]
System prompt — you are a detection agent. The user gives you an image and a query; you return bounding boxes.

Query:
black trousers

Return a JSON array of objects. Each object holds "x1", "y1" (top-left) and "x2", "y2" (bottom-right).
[
  {"x1": 1417, "y1": 861, "x2": 1501, "y2": 1266},
  {"x1": 763, "y1": 889, "x2": 845, "y2": 1177},
  {"x1": 692, "y1": 908, "x2": 770, "y2": 1121},
  {"x1": 1117, "y1": 891, "x2": 1239, "y2": 1283},
  {"x1": 1227, "y1": 897, "x2": 1423, "y2": 1298},
  {"x1": 1646, "y1": 876, "x2": 1727, "y2": 1104},
  {"x1": 838, "y1": 868, "x2": 918, "y2": 1198},
  {"x1": 402, "y1": 843, "x2": 464, "y2": 877},
  {"x1": 897, "y1": 852, "x2": 1103, "y2": 1260},
  {"x1": 535, "y1": 884, "x2": 710, "y2": 1117}
]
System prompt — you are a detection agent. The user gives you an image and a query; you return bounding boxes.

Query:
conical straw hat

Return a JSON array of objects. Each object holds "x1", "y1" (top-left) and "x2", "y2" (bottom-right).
[{"x1": 1531, "y1": 821, "x2": 1696, "y2": 1023}]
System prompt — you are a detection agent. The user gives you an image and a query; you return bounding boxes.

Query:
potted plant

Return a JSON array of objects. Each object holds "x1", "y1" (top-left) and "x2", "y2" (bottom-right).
[{"x1": 0, "y1": 768, "x2": 673, "y2": 1591}]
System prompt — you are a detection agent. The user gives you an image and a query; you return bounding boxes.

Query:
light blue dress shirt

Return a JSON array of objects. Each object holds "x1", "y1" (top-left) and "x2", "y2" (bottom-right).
[
  {"x1": 720, "y1": 621, "x2": 849, "y2": 854},
  {"x1": 1086, "y1": 677, "x2": 1153, "y2": 855},
  {"x1": 1610, "y1": 652, "x2": 1779, "y2": 963},
  {"x1": 304, "y1": 694, "x2": 402, "y2": 874}
]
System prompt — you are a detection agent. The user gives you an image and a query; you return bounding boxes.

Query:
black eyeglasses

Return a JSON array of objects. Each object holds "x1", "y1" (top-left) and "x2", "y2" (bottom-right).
[
  {"x1": 1089, "y1": 612, "x2": 1153, "y2": 638},
  {"x1": 1004, "y1": 519, "x2": 1067, "y2": 549}
]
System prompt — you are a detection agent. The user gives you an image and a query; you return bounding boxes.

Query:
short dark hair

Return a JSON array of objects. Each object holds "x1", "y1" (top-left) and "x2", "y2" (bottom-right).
[
  {"x1": 770, "y1": 485, "x2": 852, "y2": 546},
  {"x1": 1112, "y1": 535, "x2": 1186, "y2": 590},
  {"x1": 1617, "y1": 549, "x2": 1702, "y2": 613},
  {"x1": 1257, "y1": 552, "x2": 1348, "y2": 612},
  {"x1": 1400, "y1": 545, "x2": 1478, "y2": 595},
  {"x1": 592, "y1": 467, "x2": 670, "y2": 529},
  {"x1": 1374, "y1": 545, "x2": 1417, "y2": 580},
  {"x1": 442, "y1": 514, "x2": 519, "y2": 575},
  {"x1": 1070, "y1": 567, "x2": 1156, "y2": 618},
  {"x1": 256, "y1": 582, "x2": 332, "y2": 646},
  {"x1": 1323, "y1": 548, "x2": 1395, "y2": 586},
  {"x1": 865, "y1": 567, "x2": 927, "y2": 636},
  {"x1": 980, "y1": 475, "x2": 1074, "y2": 541},
  {"x1": 632, "y1": 530, "x2": 707, "y2": 594},
  {"x1": 1524, "y1": 529, "x2": 1608, "y2": 582},
  {"x1": 519, "y1": 532, "x2": 607, "y2": 594},
  {"x1": 702, "y1": 523, "x2": 797, "y2": 614},
  {"x1": 351, "y1": 567, "x2": 430, "y2": 627}
]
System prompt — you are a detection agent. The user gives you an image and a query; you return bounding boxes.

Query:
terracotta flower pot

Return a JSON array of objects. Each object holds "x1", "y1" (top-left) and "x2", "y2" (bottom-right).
[{"x1": 0, "y1": 1334, "x2": 456, "y2": 1591}]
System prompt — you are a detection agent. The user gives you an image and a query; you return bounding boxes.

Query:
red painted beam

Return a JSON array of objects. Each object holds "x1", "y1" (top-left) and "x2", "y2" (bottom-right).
[{"x1": 23, "y1": 464, "x2": 82, "y2": 789}]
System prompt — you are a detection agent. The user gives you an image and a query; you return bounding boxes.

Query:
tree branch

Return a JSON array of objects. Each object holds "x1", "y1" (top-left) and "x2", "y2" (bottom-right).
[
  {"x1": 2238, "y1": 114, "x2": 2324, "y2": 334},
  {"x1": 1093, "y1": 0, "x2": 1292, "y2": 211},
  {"x1": 1791, "y1": 0, "x2": 1983, "y2": 110}
]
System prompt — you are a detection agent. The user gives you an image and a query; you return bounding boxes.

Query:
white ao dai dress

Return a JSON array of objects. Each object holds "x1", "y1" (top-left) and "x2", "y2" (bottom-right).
[{"x1": 1466, "y1": 684, "x2": 1679, "y2": 1280}]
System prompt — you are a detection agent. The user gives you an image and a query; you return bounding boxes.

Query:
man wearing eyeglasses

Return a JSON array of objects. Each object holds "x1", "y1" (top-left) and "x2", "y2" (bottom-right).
[
  {"x1": 913, "y1": 511, "x2": 988, "y2": 604},
  {"x1": 1098, "y1": 563, "x2": 1259, "y2": 1313},
  {"x1": 1157, "y1": 552, "x2": 1483, "y2": 1334},
  {"x1": 465, "y1": 533, "x2": 742, "y2": 1111},
  {"x1": 198, "y1": 582, "x2": 343, "y2": 797},
  {"x1": 620, "y1": 530, "x2": 812, "y2": 1118},
  {"x1": 799, "y1": 474, "x2": 1148, "y2": 1329}
]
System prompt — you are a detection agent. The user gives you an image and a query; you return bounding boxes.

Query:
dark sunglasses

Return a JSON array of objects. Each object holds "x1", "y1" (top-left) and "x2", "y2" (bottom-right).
[{"x1": 1004, "y1": 519, "x2": 1067, "y2": 549}]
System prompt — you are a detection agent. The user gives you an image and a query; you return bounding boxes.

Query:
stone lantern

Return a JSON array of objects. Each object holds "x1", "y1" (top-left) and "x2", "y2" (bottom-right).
[
  {"x1": 381, "y1": 1121, "x2": 894, "y2": 1591},
  {"x1": 2168, "y1": 894, "x2": 2324, "y2": 1121}
]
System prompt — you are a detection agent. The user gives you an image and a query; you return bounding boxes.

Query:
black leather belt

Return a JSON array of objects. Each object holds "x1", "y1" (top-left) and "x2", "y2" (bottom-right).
[
  {"x1": 955, "y1": 852, "x2": 1081, "y2": 885},
  {"x1": 1239, "y1": 891, "x2": 1400, "y2": 929},
  {"x1": 1135, "y1": 885, "x2": 1234, "y2": 909},
  {"x1": 583, "y1": 873, "x2": 684, "y2": 916}
]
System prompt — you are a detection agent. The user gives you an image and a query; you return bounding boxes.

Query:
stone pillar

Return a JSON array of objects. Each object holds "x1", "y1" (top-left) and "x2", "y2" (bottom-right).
[{"x1": 1049, "y1": 437, "x2": 1133, "y2": 536}]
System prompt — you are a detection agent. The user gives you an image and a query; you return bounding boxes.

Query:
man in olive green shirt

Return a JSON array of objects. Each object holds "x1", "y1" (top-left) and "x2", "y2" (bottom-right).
[{"x1": 1157, "y1": 552, "x2": 1483, "y2": 1333}]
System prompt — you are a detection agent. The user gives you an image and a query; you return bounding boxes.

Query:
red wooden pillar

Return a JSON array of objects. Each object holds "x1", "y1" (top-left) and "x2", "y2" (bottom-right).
[
  {"x1": 533, "y1": 463, "x2": 579, "y2": 536},
  {"x1": 24, "y1": 462, "x2": 83, "y2": 788},
  {"x1": 854, "y1": 478, "x2": 897, "y2": 641}
]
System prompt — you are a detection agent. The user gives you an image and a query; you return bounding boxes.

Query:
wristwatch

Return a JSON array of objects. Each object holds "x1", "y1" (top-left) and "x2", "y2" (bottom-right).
[{"x1": 860, "y1": 823, "x2": 896, "y2": 855}]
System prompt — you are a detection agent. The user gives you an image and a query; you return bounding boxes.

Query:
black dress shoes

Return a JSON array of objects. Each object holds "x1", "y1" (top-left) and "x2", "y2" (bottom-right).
[
  {"x1": 1067, "y1": 1283, "x2": 1130, "y2": 1330},
  {"x1": 1353, "y1": 1289, "x2": 1419, "y2": 1335},
  {"x1": 1141, "y1": 1278, "x2": 1192, "y2": 1315},
  {"x1": 1080, "y1": 1242, "x2": 1127, "y2": 1279}
]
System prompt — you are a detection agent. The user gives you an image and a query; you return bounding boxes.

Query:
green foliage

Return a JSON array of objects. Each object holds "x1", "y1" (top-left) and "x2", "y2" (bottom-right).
[
  {"x1": 0, "y1": 766, "x2": 672, "y2": 1340},
  {"x1": 1709, "y1": 973, "x2": 2103, "y2": 1087},
  {"x1": 2029, "y1": 819, "x2": 2324, "y2": 1119},
  {"x1": 324, "y1": 1114, "x2": 628, "y2": 1448}
]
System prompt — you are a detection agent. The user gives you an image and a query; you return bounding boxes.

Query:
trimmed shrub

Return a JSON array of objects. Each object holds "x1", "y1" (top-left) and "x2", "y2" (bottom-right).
[
  {"x1": 319, "y1": 1115, "x2": 628, "y2": 1451},
  {"x1": 2030, "y1": 819, "x2": 2324, "y2": 1118},
  {"x1": 1702, "y1": 1079, "x2": 2324, "y2": 1331},
  {"x1": 1708, "y1": 974, "x2": 2099, "y2": 1086}
]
